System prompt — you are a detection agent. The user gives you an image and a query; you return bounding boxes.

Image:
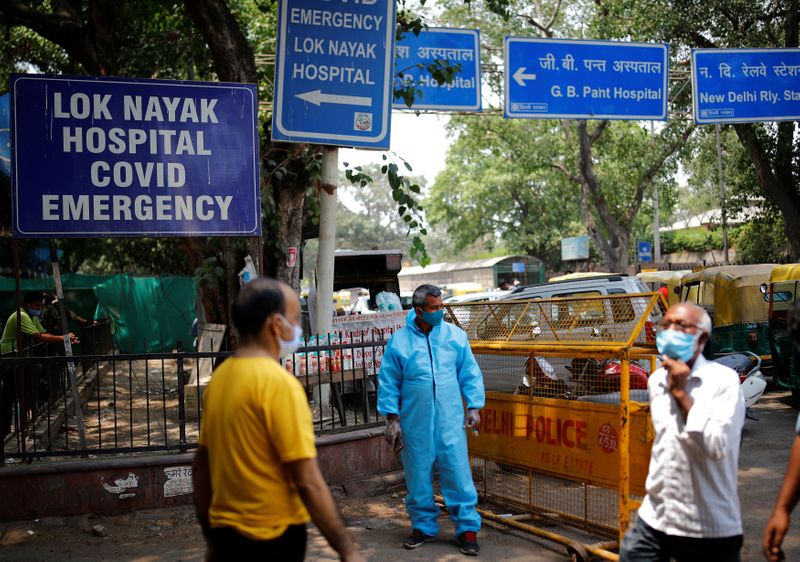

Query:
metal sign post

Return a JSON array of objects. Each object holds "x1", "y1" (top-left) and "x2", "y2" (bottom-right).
[
  {"x1": 504, "y1": 38, "x2": 669, "y2": 120},
  {"x1": 49, "y1": 241, "x2": 86, "y2": 450},
  {"x1": 316, "y1": 147, "x2": 338, "y2": 336}
]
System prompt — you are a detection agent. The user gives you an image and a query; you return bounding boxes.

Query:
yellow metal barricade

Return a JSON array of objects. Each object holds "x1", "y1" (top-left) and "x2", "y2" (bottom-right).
[{"x1": 444, "y1": 293, "x2": 665, "y2": 559}]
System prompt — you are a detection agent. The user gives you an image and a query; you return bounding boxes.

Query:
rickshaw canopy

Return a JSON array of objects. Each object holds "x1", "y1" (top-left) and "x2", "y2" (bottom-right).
[
  {"x1": 681, "y1": 264, "x2": 779, "y2": 327},
  {"x1": 770, "y1": 264, "x2": 800, "y2": 284}
]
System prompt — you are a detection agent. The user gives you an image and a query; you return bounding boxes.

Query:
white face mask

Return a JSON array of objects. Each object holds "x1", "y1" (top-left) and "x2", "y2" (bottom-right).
[{"x1": 278, "y1": 315, "x2": 304, "y2": 357}]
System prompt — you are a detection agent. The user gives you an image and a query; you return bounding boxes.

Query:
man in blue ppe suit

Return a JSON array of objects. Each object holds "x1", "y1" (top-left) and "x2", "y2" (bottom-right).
[{"x1": 377, "y1": 283, "x2": 485, "y2": 556}]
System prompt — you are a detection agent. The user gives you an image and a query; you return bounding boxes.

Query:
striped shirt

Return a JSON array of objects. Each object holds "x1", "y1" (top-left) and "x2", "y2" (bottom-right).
[{"x1": 638, "y1": 355, "x2": 745, "y2": 538}]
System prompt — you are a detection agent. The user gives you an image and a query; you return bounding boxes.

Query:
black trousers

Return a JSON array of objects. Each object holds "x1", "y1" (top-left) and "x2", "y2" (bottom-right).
[
  {"x1": 208, "y1": 524, "x2": 307, "y2": 561},
  {"x1": 621, "y1": 519, "x2": 742, "y2": 562}
]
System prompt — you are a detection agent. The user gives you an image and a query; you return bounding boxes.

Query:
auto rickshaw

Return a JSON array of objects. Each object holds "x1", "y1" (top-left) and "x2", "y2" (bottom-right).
[
  {"x1": 637, "y1": 270, "x2": 691, "y2": 307},
  {"x1": 761, "y1": 264, "x2": 800, "y2": 392},
  {"x1": 680, "y1": 264, "x2": 779, "y2": 365}
]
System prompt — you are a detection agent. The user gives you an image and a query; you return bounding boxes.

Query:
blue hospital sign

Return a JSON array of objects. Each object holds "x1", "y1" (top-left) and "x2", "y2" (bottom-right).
[
  {"x1": 10, "y1": 74, "x2": 260, "y2": 238},
  {"x1": 393, "y1": 28, "x2": 481, "y2": 112}
]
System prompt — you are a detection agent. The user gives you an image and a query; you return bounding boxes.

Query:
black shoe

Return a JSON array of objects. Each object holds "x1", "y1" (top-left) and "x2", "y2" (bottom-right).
[
  {"x1": 458, "y1": 531, "x2": 480, "y2": 556},
  {"x1": 403, "y1": 529, "x2": 436, "y2": 550}
]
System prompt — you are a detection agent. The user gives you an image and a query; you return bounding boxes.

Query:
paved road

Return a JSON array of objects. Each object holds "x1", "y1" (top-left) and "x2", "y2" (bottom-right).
[{"x1": 1, "y1": 389, "x2": 798, "y2": 561}]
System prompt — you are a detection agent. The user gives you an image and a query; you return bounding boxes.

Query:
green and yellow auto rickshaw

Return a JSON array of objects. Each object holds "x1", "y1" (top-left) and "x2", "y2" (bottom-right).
[
  {"x1": 680, "y1": 264, "x2": 779, "y2": 366},
  {"x1": 762, "y1": 264, "x2": 800, "y2": 391}
]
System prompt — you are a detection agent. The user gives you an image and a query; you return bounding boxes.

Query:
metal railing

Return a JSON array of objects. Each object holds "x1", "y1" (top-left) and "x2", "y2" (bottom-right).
[{"x1": 1, "y1": 333, "x2": 390, "y2": 463}]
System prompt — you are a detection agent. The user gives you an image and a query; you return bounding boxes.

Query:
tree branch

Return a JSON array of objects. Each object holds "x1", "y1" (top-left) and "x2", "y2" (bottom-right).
[{"x1": 624, "y1": 124, "x2": 695, "y2": 225}]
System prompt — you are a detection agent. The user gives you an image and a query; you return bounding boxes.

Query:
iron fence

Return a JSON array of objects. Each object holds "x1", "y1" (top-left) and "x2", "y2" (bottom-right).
[{"x1": 1, "y1": 333, "x2": 390, "y2": 463}]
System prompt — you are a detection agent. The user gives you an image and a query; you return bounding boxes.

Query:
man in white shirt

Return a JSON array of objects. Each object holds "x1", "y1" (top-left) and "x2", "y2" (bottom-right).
[{"x1": 621, "y1": 303, "x2": 745, "y2": 562}]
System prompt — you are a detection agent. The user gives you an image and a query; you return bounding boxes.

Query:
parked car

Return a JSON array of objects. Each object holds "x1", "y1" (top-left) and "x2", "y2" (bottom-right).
[{"x1": 449, "y1": 275, "x2": 663, "y2": 396}]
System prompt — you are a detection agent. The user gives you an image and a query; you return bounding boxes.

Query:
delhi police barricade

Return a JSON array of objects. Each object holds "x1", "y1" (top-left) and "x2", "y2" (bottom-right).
[{"x1": 444, "y1": 293, "x2": 666, "y2": 561}]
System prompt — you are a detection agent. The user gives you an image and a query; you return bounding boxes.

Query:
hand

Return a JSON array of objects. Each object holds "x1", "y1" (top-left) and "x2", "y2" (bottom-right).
[
  {"x1": 763, "y1": 509, "x2": 790, "y2": 561},
  {"x1": 68, "y1": 333, "x2": 80, "y2": 345},
  {"x1": 384, "y1": 416, "x2": 401, "y2": 445},
  {"x1": 464, "y1": 408, "x2": 481, "y2": 428},
  {"x1": 662, "y1": 356, "x2": 690, "y2": 396}
]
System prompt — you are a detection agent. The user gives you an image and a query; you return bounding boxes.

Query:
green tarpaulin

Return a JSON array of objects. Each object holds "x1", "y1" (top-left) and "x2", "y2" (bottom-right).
[
  {"x1": 0, "y1": 274, "x2": 196, "y2": 353},
  {"x1": 93, "y1": 275, "x2": 195, "y2": 353}
]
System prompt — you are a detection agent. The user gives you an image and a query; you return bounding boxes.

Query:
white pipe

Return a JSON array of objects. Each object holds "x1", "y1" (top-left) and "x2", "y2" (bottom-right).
[{"x1": 315, "y1": 146, "x2": 338, "y2": 336}]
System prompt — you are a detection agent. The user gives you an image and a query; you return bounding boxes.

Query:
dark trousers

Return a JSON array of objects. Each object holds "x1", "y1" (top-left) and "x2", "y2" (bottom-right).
[
  {"x1": 621, "y1": 520, "x2": 742, "y2": 562},
  {"x1": 208, "y1": 524, "x2": 307, "y2": 561}
]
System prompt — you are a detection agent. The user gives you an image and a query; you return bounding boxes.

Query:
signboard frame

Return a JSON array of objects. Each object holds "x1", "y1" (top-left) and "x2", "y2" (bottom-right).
[
  {"x1": 504, "y1": 37, "x2": 669, "y2": 121},
  {"x1": 561, "y1": 236, "x2": 590, "y2": 262}
]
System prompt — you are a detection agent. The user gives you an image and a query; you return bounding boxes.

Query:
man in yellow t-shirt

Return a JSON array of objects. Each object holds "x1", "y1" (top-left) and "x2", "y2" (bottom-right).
[{"x1": 192, "y1": 278, "x2": 363, "y2": 562}]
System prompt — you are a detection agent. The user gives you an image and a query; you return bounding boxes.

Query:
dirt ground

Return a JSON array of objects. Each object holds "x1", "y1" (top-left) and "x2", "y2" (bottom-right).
[{"x1": 2, "y1": 389, "x2": 799, "y2": 561}]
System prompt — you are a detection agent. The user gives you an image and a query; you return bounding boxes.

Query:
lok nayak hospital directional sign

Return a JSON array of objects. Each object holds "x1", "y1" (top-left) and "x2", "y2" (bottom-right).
[{"x1": 272, "y1": 0, "x2": 396, "y2": 149}]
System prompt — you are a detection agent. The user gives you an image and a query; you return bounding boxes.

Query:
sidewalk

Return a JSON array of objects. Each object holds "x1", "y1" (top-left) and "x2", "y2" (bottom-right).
[{"x1": 0, "y1": 503, "x2": 568, "y2": 561}]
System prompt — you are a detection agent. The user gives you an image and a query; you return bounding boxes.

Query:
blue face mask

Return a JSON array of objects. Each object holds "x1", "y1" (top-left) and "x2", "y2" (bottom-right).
[
  {"x1": 656, "y1": 329, "x2": 700, "y2": 362},
  {"x1": 418, "y1": 309, "x2": 444, "y2": 327},
  {"x1": 27, "y1": 307, "x2": 43, "y2": 318}
]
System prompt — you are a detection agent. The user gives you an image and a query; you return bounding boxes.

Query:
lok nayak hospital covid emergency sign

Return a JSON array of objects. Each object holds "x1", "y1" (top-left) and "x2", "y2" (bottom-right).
[{"x1": 10, "y1": 74, "x2": 260, "y2": 238}]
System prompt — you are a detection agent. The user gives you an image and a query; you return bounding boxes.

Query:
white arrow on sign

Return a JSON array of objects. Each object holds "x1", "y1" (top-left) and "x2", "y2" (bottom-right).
[
  {"x1": 513, "y1": 67, "x2": 537, "y2": 87},
  {"x1": 295, "y1": 90, "x2": 372, "y2": 107}
]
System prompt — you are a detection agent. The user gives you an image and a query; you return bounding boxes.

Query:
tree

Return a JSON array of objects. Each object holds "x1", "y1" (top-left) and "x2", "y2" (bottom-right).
[
  {"x1": 431, "y1": 0, "x2": 688, "y2": 271},
  {"x1": 595, "y1": 0, "x2": 800, "y2": 259},
  {"x1": 427, "y1": 116, "x2": 580, "y2": 269}
]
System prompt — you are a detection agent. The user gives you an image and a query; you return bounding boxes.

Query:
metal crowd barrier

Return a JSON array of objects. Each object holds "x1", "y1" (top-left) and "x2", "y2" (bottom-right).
[
  {"x1": 1, "y1": 333, "x2": 390, "y2": 463},
  {"x1": 444, "y1": 293, "x2": 666, "y2": 561}
]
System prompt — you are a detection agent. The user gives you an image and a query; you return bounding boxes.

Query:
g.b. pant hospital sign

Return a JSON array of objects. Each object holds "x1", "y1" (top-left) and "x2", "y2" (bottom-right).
[{"x1": 11, "y1": 75, "x2": 260, "y2": 237}]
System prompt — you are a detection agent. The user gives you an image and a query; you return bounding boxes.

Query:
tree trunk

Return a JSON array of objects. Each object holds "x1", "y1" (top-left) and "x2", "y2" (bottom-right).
[
  {"x1": 733, "y1": 123, "x2": 800, "y2": 260},
  {"x1": 273, "y1": 182, "x2": 306, "y2": 291}
]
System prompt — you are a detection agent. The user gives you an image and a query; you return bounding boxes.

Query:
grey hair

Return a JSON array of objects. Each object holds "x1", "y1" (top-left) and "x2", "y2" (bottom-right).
[
  {"x1": 682, "y1": 303, "x2": 712, "y2": 336},
  {"x1": 412, "y1": 284, "x2": 442, "y2": 309}
]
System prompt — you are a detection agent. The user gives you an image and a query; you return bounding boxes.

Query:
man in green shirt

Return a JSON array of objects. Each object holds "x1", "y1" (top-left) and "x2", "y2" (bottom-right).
[
  {"x1": 0, "y1": 292, "x2": 78, "y2": 354},
  {"x1": 1, "y1": 292, "x2": 79, "y2": 436}
]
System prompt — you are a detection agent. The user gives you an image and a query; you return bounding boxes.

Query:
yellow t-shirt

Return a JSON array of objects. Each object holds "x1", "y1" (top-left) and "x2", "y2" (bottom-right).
[{"x1": 198, "y1": 356, "x2": 316, "y2": 540}]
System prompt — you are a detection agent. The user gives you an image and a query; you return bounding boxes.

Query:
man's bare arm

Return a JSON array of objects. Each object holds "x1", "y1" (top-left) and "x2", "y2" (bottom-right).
[
  {"x1": 763, "y1": 435, "x2": 800, "y2": 561},
  {"x1": 192, "y1": 446, "x2": 212, "y2": 537},
  {"x1": 286, "y1": 458, "x2": 364, "y2": 562}
]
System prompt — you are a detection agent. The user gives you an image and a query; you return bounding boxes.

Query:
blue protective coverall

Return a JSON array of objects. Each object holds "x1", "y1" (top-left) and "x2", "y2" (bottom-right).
[{"x1": 377, "y1": 309, "x2": 485, "y2": 537}]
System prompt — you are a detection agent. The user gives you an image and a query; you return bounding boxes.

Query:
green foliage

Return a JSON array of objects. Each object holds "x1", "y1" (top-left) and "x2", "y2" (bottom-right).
[
  {"x1": 341, "y1": 158, "x2": 431, "y2": 266},
  {"x1": 426, "y1": 115, "x2": 580, "y2": 269},
  {"x1": 733, "y1": 216, "x2": 792, "y2": 264},
  {"x1": 660, "y1": 228, "x2": 724, "y2": 254}
]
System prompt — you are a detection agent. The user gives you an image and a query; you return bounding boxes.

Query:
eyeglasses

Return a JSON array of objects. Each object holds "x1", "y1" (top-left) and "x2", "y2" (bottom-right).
[{"x1": 655, "y1": 318, "x2": 699, "y2": 333}]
